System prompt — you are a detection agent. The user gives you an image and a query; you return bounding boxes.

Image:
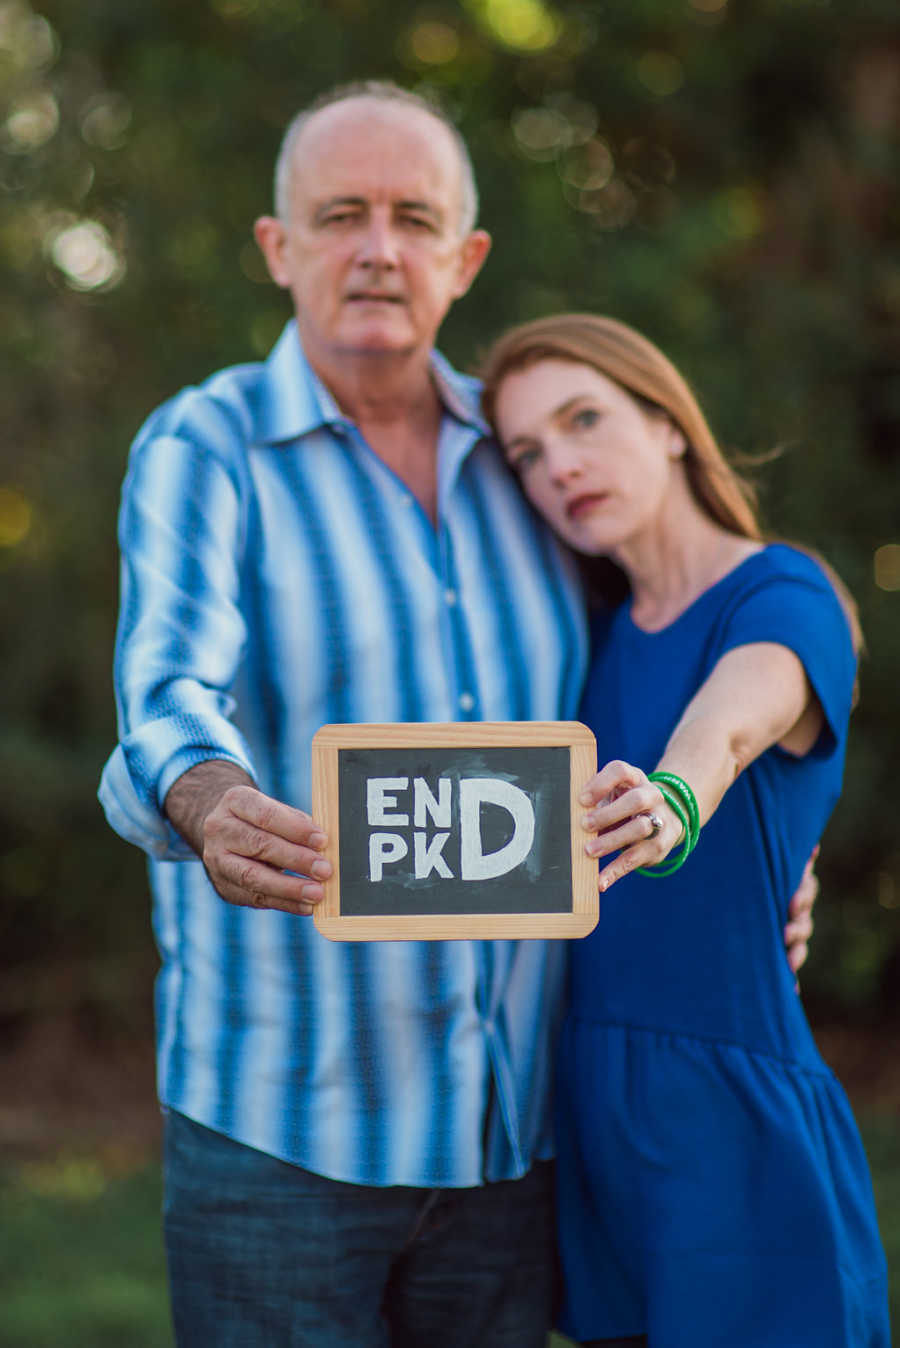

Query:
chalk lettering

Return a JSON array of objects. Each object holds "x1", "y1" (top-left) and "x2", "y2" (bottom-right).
[
  {"x1": 369, "y1": 832, "x2": 408, "y2": 881},
  {"x1": 367, "y1": 778, "x2": 409, "y2": 827},
  {"x1": 459, "y1": 779, "x2": 535, "y2": 881}
]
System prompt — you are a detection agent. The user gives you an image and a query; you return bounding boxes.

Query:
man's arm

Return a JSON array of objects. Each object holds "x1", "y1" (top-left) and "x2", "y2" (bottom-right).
[{"x1": 164, "y1": 760, "x2": 332, "y2": 916}]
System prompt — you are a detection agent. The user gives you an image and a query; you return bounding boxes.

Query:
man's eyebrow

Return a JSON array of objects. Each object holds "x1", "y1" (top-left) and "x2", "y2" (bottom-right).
[
  {"x1": 395, "y1": 199, "x2": 442, "y2": 220},
  {"x1": 313, "y1": 196, "x2": 367, "y2": 222},
  {"x1": 311, "y1": 197, "x2": 444, "y2": 224}
]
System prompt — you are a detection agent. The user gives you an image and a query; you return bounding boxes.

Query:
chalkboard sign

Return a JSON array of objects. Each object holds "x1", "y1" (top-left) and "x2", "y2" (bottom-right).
[{"x1": 311, "y1": 721, "x2": 598, "y2": 940}]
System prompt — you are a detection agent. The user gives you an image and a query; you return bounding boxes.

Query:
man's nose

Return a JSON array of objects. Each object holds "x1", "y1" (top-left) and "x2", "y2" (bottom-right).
[{"x1": 356, "y1": 215, "x2": 399, "y2": 268}]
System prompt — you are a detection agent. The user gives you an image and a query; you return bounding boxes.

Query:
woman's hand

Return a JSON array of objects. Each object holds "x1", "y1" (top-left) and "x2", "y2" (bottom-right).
[{"x1": 580, "y1": 760, "x2": 685, "y2": 892}]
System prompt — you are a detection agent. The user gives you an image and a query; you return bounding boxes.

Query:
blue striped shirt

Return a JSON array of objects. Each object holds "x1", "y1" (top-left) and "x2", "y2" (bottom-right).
[{"x1": 99, "y1": 321, "x2": 587, "y2": 1187}]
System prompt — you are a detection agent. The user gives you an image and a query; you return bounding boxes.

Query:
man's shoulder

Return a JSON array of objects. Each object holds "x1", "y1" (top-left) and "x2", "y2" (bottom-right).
[{"x1": 137, "y1": 356, "x2": 268, "y2": 455}]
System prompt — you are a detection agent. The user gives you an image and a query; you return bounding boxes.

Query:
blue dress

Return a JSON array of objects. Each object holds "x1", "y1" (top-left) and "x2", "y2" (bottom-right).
[{"x1": 557, "y1": 545, "x2": 890, "y2": 1346}]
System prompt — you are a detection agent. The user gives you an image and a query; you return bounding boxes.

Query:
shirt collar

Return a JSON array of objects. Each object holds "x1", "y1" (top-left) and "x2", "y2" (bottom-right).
[{"x1": 257, "y1": 321, "x2": 490, "y2": 444}]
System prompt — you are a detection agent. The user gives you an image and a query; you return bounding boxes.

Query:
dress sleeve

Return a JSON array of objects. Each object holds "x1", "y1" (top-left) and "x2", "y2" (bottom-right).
[
  {"x1": 97, "y1": 393, "x2": 257, "y2": 859},
  {"x1": 715, "y1": 550, "x2": 857, "y2": 758}
]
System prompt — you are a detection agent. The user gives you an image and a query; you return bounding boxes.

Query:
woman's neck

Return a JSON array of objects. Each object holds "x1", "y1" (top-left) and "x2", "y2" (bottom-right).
[{"x1": 612, "y1": 489, "x2": 762, "y2": 632}]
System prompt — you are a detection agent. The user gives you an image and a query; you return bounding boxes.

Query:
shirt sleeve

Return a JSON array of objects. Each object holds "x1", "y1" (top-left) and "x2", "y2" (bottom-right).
[
  {"x1": 97, "y1": 394, "x2": 257, "y2": 859},
  {"x1": 715, "y1": 550, "x2": 858, "y2": 758}
]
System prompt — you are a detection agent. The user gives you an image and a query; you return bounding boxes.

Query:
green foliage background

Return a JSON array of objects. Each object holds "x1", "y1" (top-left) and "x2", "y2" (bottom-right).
[{"x1": 1, "y1": 0, "x2": 898, "y2": 1030}]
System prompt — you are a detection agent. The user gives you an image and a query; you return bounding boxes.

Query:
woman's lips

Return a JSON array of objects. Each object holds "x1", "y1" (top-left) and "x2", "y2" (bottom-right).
[{"x1": 566, "y1": 492, "x2": 609, "y2": 520}]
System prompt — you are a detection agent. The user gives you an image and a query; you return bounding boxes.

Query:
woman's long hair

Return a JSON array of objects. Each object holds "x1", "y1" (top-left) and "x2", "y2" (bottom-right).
[{"x1": 480, "y1": 312, "x2": 862, "y2": 655}]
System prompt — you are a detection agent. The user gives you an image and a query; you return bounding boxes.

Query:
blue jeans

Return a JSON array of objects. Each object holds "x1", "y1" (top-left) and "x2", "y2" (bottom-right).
[{"x1": 163, "y1": 1110, "x2": 557, "y2": 1347}]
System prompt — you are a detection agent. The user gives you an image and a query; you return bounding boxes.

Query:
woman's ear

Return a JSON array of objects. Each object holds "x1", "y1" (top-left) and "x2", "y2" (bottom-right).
[{"x1": 666, "y1": 420, "x2": 688, "y2": 459}]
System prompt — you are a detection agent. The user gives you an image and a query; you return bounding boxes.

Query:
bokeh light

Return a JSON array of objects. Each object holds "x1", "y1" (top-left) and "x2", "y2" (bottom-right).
[
  {"x1": 873, "y1": 543, "x2": 900, "y2": 591},
  {"x1": 877, "y1": 871, "x2": 898, "y2": 911},
  {"x1": 636, "y1": 51, "x2": 685, "y2": 98},
  {"x1": 0, "y1": 486, "x2": 33, "y2": 547},
  {"x1": 4, "y1": 90, "x2": 59, "y2": 151},
  {"x1": 559, "y1": 138, "x2": 614, "y2": 192},
  {"x1": 544, "y1": 93, "x2": 597, "y2": 146},
  {"x1": 80, "y1": 94, "x2": 132, "y2": 150},
  {"x1": 714, "y1": 185, "x2": 764, "y2": 240},
  {"x1": 579, "y1": 178, "x2": 637, "y2": 231},
  {"x1": 408, "y1": 20, "x2": 460, "y2": 65},
  {"x1": 512, "y1": 106, "x2": 570, "y2": 161},
  {"x1": 48, "y1": 218, "x2": 125, "y2": 292},
  {"x1": 466, "y1": 0, "x2": 561, "y2": 52},
  {"x1": 0, "y1": 2, "x2": 57, "y2": 71}
]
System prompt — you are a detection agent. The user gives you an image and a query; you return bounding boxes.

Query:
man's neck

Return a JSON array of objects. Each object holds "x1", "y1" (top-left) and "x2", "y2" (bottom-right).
[{"x1": 305, "y1": 341, "x2": 445, "y2": 522}]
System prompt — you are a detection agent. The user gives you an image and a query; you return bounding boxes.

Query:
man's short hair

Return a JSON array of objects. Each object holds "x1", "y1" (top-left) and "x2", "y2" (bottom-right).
[{"x1": 273, "y1": 80, "x2": 479, "y2": 235}]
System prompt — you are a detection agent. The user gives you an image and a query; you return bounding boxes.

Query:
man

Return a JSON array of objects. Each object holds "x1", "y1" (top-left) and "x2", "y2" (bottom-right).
[{"x1": 100, "y1": 81, "x2": 814, "y2": 1346}]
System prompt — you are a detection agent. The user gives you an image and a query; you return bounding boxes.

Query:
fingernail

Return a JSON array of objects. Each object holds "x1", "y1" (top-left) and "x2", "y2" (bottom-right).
[
  {"x1": 580, "y1": 813, "x2": 594, "y2": 830},
  {"x1": 578, "y1": 791, "x2": 592, "y2": 806},
  {"x1": 309, "y1": 832, "x2": 327, "y2": 850},
  {"x1": 301, "y1": 884, "x2": 321, "y2": 903},
  {"x1": 311, "y1": 859, "x2": 331, "y2": 879}
]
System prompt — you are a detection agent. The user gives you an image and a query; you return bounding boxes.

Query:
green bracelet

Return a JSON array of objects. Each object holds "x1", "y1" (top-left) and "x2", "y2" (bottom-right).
[
  {"x1": 637, "y1": 773, "x2": 701, "y2": 877},
  {"x1": 648, "y1": 771, "x2": 700, "y2": 840},
  {"x1": 637, "y1": 786, "x2": 693, "y2": 877}
]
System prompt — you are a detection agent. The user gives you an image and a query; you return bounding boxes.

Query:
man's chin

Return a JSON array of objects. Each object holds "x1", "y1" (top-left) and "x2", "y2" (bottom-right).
[{"x1": 336, "y1": 324, "x2": 420, "y2": 358}]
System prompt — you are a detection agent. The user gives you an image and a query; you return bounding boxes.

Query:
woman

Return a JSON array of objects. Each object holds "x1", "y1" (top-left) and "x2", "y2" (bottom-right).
[{"x1": 480, "y1": 315, "x2": 889, "y2": 1348}]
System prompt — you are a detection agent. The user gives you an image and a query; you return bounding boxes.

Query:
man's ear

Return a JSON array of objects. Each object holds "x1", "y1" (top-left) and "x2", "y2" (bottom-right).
[
  {"x1": 253, "y1": 216, "x2": 290, "y2": 289},
  {"x1": 452, "y1": 229, "x2": 492, "y2": 299}
]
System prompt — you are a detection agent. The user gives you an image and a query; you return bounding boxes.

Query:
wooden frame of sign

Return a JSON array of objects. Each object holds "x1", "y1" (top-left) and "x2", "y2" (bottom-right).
[{"x1": 311, "y1": 720, "x2": 598, "y2": 941}]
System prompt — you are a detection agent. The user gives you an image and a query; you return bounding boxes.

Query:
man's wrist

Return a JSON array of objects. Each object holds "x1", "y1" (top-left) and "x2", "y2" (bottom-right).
[{"x1": 163, "y1": 759, "x2": 256, "y2": 856}]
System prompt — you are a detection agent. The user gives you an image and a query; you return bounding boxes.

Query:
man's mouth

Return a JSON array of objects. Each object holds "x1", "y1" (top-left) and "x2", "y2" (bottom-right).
[
  {"x1": 566, "y1": 493, "x2": 609, "y2": 520},
  {"x1": 345, "y1": 293, "x2": 404, "y2": 305}
]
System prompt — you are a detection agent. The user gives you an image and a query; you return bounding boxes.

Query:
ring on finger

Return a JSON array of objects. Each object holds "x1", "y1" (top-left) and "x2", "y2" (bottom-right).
[{"x1": 643, "y1": 811, "x2": 664, "y2": 839}]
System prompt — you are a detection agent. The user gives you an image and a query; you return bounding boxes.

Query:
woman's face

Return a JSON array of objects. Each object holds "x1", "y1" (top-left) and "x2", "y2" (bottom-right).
[{"x1": 493, "y1": 358, "x2": 685, "y2": 556}]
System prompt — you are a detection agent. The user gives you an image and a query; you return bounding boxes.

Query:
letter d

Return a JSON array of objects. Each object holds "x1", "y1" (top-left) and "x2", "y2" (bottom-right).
[{"x1": 459, "y1": 779, "x2": 535, "y2": 881}]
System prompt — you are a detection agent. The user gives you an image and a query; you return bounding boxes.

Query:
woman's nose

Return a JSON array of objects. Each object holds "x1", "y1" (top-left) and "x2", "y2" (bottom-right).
[{"x1": 548, "y1": 445, "x2": 586, "y2": 486}]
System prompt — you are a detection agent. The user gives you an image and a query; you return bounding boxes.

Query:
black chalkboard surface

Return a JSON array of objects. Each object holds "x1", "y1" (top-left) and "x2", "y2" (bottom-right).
[{"x1": 311, "y1": 721, "x2": 598, "y2": 940}]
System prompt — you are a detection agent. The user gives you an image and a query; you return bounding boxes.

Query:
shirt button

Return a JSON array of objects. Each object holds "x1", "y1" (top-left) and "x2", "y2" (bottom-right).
[
  {"x1": 458, "y1": 692, "x2": 475, "y2": 712},
  {"x1": 444, "y1": 588, "x2": 458, "y2": 606}
]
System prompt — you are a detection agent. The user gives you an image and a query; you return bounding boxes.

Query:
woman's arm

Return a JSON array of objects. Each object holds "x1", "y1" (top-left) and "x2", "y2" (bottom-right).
[{"x1": 581, "y1": 640, "x2": 822, "y2": 892}]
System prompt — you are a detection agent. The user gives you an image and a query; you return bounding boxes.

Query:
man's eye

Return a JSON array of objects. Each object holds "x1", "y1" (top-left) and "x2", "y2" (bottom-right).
[{"x1": 402, "y1": 215, "x2": 435, "y2": 231}]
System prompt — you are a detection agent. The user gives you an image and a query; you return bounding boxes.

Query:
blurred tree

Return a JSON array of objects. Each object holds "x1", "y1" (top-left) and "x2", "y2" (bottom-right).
[{"x1": 1, "y1": 0, "x2": 897, "y2": 1028}]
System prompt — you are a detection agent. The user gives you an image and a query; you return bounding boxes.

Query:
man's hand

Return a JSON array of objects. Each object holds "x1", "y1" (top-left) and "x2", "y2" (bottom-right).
[
  {"x1": 785, "y1": 847, "x2": 819, "y2": 974},
  {"x1": 164, "y1": 760, "x2": 331, "y2": 916}
]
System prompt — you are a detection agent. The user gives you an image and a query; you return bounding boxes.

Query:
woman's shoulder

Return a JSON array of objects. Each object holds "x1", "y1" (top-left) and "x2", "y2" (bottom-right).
[
  {"x1": 726, "y1": 542, "x2": 837, "y2": 593},
  {"x1": 715, "y1": 542, "x2": 852, "y2": 639}
]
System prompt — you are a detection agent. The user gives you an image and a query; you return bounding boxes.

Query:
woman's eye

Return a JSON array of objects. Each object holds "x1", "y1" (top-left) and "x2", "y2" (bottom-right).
[
  {"x1": 510, "y1": 446, "x2": 541, "y2": 472},
  {"x1": 572, "y1": 407, "x2": 599, "y2": 429}
]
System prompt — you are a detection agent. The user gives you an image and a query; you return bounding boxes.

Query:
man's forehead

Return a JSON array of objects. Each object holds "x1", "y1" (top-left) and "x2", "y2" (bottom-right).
[{"x1": 289, "y1": 98, "x2": 462, "y2": 208}]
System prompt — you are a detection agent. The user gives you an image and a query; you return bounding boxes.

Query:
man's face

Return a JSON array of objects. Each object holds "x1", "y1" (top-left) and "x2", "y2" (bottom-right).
[{"x1": 254, "y1": 99, "x2": 491, "y2": 367}]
